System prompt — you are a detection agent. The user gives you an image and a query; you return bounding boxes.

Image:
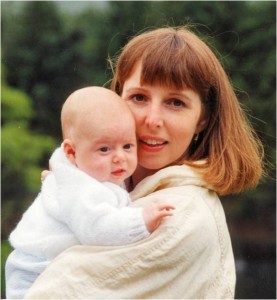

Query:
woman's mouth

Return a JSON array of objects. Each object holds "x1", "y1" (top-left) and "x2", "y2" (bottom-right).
[{"x1": 139, "y1": 137, "x2": 168, "y2": 152}]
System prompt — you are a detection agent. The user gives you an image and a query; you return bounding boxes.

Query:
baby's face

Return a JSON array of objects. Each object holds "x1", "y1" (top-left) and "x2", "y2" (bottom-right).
[{"x1": 73, "y1": 114, "x2": 137, "y2": 185}]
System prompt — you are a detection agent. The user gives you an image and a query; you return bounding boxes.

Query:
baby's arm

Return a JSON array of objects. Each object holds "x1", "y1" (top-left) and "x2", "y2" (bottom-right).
[{"x1": 143, "y1": 201, "x2": 175, "y2": 233}]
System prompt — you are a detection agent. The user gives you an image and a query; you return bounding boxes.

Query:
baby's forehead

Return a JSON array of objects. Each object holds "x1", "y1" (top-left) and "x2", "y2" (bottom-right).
[
  {"x1": 78, "y1": 90, "x2": 125, "y2": 111},
  {"x1": 77, "y1": 99, "x2": 135, "y2": 132},
  {"x1": 65, "y1": 88, "x2": 134, "y2": 132},
  {"x1": 83, "y1": 121, "x2": 137, "y2": 145}
]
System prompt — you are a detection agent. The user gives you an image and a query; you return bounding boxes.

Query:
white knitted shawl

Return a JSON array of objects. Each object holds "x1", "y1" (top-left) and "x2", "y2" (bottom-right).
[{"x1": 25, "y1": 164, "x2": 236, "y2": 299}]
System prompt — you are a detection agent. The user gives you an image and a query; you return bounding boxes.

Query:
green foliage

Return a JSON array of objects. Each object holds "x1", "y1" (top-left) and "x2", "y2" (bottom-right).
[
  {"x1": 1, "y1": 83, "x2": 33, "y2": 125},
  {"x1": 1, "y1": 76, "x2": 56, "y2": 240},
  {"x1": 1, "y1": 241, "x2": 12, "y2": 298},
  {"x1": 2, "y1": 1, "x2": 85, "y2": 136},
  {"x1": 2, "y1": 123, "x2": 55, "y2": 192}
]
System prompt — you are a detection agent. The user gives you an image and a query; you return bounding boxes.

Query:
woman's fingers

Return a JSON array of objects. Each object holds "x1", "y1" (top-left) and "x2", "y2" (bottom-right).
[{"x1": 41, "y1": 170, "x2": 52, "y2": 182}]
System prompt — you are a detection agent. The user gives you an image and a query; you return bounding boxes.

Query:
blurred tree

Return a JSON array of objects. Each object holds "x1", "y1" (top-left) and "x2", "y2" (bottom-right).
[
  {"x1": 66, "y1": 1, "x2": 155, "y2": 87},
  {"x1": 2, "y1": 1, "x2": 85, "y2": 137},
  {"x1": 66, "y1": 6, "x2": 112, "y2": 86},
  {"x1": 1, "y1": 72, "x2": 56, "y2": 239}
]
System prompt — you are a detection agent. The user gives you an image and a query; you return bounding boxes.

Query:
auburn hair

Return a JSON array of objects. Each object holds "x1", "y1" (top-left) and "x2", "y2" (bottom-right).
[{"x1": 109, "y1": 26, "x2": 264, "y2": 195}]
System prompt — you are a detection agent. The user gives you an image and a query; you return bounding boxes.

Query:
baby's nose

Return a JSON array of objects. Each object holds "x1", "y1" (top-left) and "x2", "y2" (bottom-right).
[{"x1": 113, "y1": 150, "x2": 126, "y2": 163}]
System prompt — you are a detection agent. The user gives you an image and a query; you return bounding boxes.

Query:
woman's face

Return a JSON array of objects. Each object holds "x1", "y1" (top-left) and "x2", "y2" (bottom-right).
[{"x1": 121, "y1": 63, "x2": 206, "y2": 171}]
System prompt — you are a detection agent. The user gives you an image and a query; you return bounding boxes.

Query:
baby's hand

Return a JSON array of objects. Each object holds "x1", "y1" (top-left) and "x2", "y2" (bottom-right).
[{"x1": 143, "y1": 200, "x2": 175, "y2": 233}]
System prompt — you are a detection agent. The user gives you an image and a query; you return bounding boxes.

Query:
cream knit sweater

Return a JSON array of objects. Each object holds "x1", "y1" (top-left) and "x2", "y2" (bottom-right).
[{"x1": 25, "y1": 164, "x2": 236, "y2": 299}]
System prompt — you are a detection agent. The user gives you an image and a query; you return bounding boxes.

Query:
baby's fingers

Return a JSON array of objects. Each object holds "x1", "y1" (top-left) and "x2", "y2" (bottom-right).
[
  {"x1": 159, "y1": 209, "x2": 174, "y2": 217},
  {"x1": 157, "y1": 202, "x2": 175, "y2": 211}
]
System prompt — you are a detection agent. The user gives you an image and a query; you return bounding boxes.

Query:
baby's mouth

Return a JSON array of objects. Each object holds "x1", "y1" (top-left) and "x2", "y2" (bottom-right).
[{"x1": 111, "y1": 169, "x2": 126, "y2": 176}]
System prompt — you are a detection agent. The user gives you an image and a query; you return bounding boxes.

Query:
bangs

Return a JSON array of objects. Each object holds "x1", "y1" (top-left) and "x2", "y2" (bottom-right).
[
  {"x1": 114, "y1": 28, "x2": 215, "y2": 99},
  {"x1": 140, "y1": 45, "x2": 197, "y2": 91}
]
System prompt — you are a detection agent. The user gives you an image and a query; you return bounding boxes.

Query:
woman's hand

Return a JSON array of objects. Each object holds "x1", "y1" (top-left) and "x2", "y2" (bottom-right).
[
  {"x1": 143, "y1": 200, "x2": 175, "y2": 233},
  {"x1": 41, "y1": 170, "x2": 52, "y2": 182}
]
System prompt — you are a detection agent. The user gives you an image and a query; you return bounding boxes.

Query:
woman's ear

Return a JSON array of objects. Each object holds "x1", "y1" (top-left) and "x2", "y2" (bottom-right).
[
  {"x1": 63, "y1": 139, "x2": 77, "y2": 165},
  {"x1": 195, "y1": 106, "x2": 208, "y2": 134},
  {"x1": 195, "y1": 118, "x2": 207, "y2": 134}
]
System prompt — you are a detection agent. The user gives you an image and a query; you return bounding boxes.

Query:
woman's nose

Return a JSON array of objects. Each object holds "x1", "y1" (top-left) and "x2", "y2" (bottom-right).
[{"x1": 145, "y1": 105, "x2": 164, "y2": 129}]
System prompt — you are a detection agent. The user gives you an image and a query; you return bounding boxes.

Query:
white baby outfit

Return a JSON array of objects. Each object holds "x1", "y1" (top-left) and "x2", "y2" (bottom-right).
[{"x1": 5, "y1": 147, "x2": 149, "y2": 299}]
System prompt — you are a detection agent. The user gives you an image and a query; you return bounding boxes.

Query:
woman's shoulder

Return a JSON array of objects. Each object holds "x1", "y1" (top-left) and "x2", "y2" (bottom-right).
[
  {"x1": 131, "y1": 164, "x2": 229, "y2": 246},
  {"x1": 154, "y1": 184, "x2": 223, "y2": 234},
  {"x1": 130, "y1": 163, "x2": 212, "y2": 200}
]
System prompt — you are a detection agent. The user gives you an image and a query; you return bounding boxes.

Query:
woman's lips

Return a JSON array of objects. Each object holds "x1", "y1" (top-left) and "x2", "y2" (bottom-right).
[{"x1": 139, "y1": 137, "x2": 168, "y2": 152}]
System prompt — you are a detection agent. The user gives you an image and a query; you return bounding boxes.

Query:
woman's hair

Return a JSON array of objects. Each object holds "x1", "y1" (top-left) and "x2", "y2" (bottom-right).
[{"x1": 110, "y1": 26, "x2": 264, "y2": 195}]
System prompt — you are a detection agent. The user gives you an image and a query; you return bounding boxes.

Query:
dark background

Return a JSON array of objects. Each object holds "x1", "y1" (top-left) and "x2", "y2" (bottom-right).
[{"x1": 1, "y1": 1, "x2": 276, "y2": 298}]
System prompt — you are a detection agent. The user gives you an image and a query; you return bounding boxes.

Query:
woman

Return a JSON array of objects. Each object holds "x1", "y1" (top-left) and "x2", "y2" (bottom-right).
[{"x1": 25, "y1": 27, "x2": 264, "y2": 299}]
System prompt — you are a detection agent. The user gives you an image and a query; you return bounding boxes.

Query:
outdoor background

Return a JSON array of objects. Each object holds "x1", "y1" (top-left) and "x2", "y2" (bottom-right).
[{"x1": 1, "y1": 1, "x2": 276, "y2": 299}]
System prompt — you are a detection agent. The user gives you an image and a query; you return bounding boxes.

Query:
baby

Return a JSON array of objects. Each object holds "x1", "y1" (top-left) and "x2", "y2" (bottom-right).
[{"x1": 5, "y1": 86, "x2": 174, "y2": 299}]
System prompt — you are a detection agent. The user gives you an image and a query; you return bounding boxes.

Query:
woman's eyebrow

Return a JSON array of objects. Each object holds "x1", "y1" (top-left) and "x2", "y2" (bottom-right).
[
  {"x1": 168, "y1": 92, "x2": 194, "y2": 102},
  {"x1": 125, "y1": 87, "x2": 147, "y2": 93},
  {"x1": 125, "y1": 87, "x2": 197, "y2": 102}
]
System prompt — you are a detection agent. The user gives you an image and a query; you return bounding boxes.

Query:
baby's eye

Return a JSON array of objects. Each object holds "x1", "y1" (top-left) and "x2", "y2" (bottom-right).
[
  {"x1": 99, "y1": 146, "x2": 110, "y2": 153},
  {"x1": 123, "y1": 143, "x2": 133, "y2": 150}
]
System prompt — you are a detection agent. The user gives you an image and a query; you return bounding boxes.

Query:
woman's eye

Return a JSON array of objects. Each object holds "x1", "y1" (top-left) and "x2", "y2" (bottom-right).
[
  {"x1": 131, "y1": 94, "x2": 146, "y2": 102},
  {"x1": 167, "y1": 99, "x2": 185, "y2": 108}
]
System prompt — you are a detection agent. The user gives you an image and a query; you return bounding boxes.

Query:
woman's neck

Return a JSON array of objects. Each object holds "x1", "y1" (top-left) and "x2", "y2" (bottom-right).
[
  {"x1": 126, "y1": 155, "x2": 188, "y2": 191},
  {"x1": 127, "y1": 165, "x2": 157, "y2": 192}
]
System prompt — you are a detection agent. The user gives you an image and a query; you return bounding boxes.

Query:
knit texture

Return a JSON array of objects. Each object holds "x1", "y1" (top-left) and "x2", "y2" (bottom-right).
[{"x1": 25, "y1": 164, "x2": 236, "y2": 299}]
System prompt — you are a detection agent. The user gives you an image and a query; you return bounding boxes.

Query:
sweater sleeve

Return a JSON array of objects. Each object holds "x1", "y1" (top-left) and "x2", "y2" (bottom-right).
[{"x1": 67, "y1": 202, "x2": 150, "y2": 246}]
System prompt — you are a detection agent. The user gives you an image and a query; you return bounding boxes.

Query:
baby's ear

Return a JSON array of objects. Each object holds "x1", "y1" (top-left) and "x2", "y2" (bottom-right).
[{"x1": 63, "y1": 139, "x2": 76, "y2": 165}]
